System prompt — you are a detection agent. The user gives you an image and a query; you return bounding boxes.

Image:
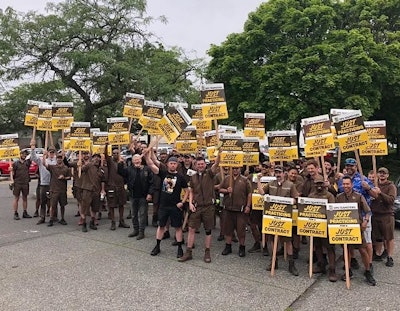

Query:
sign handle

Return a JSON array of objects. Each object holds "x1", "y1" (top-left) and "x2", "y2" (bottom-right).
[
  {"x1": 9, "y1": 159, "x2": 14, "y2": 183},
  {"x1": 270, "y1": 234, "x2": 278, "y2": 276},
  {"x1": 344, "y1": 244, "x2": 351, "y2": 289},
  {"x1": 372, "y1": 155, "x2": 378, "y2": 187},
  {"x1": 44, "y1": 130, "x2": 49, "y2": 151},
  {"x1": 61, "y1": 130, "x2": 65, "y2": 154},
  {"x1": 49, "y1": 131, "x2": 54, "y2": 147},
  {"x1": 309, "y1": 236, "x2": 314, "y2": 278},
  {"x1": 336, "y1": 147, "x2": 341, "y2": 174},
  {"x1": 78, "y1": 151, "x2": 82, "y2": 178},
  {"x1": 354, "y1": 150, "x2": 364, "y2": 182}
]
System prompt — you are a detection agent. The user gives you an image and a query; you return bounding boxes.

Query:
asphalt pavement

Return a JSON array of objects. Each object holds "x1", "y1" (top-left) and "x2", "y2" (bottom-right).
[{"x1": 0, "y1": 179, "x2": 399, "y2": 311}]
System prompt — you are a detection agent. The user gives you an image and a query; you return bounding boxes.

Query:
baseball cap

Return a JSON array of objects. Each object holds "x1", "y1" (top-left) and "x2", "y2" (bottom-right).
[
  {"x1": 344, "y1": 158, "x2": 357, "y2": 166},
  {"x1": 314, "y1": 175, "x2": 324, "y2": 183},
  {"x1": 378, "y1": 167, "x2": 389, "y2": 174},
  {"x1": 159, "y1": 149, "x2": 168, "y2": 154},
  {"x1": 274, "y1": 165, "x2": 283, "y2": 172},
  {"x1": 92, "y1": 153, "x2": 101, "y2": 158},
  {"x1": 48, "y1": 146, "x2": 56, "y2": 152},
  {"x1": 167, "y1": 156, "x2": 178, "y2": 163}
]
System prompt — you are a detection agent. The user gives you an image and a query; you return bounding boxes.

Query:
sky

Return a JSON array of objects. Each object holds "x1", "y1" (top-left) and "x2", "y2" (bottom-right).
[{"x1": 0, "y1": 0, "x2": 265, "y2": 60}]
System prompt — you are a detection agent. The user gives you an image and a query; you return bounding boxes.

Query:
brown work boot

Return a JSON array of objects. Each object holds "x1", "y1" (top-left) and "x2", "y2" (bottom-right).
[
  {"x1": 204, "y1": 248, "x2": 211, "y2": 263},
  {"x1": 178, "y1": 248, "x2": 193, "y2": 262},
  {"x1": 328, "y1": 268, "x2": 338, "y2": 282}
]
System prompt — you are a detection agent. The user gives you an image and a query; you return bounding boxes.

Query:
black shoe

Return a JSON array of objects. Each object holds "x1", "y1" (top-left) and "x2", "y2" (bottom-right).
[
  {"x1": 14, "y1": 213, "x2": 20, "y2": 220},
  {"x1": 177, "y1": 247, "x2": 183, "y2": 258},
  {"x1": 33, "y1": 211, "x2": 39, "y2": 218},
  {"x1": 350, "y1": 258, "x2": 360, "y2": 270},
  {"x1": 82, "y1": 223, "x2": 88, "y2": 232},
  {"x1": 364, "y1": 270, "x2": 376, "y2": 286},
  {"x1": 386, "y1": 256, "x2": 394, "y2": 267},
  {"x1": 341, "y1": 269, "x2": 353, "y2": 281},
  {"x1": 137, "y1": 232, "x2": 145, "y2": 240},
  {"x1": 151, "y1": 245, "x2": 160, "y2": 256},
  {"x1": 248, "y1": 242, "x2": 261, "y2": 253},
  {"x1": 162, "y1": 231, "x2": 170, "y2": 240},
  {"x1": 89, "y1": 220, "x2": 97, "y2": 230},
  {"x1": 58, "y1": 219, "x2": 67, "y2": 225},
  {"x1": 128, "y1": 230, "x2": 139, "y2": 238},
  {"x1": 239, "y1": 245, "x2": 246, "y2": 257},
  {"x1": 74, "y1": 211, "x2": 81, "y2": 217},
  {"x1": 221, "y1": 244, "x2": 232, "y2": 255},
  {"x1": 373, "y1": 252, "x2": 383, "y2": 262},
  {"x1": 47, "y1": 220, "x2": 54, "y2": 227},
  {"x1": 36, "y1": 217, "x2": 45, "y2": 225},
  {"x1": 217, "y1": 235, "x2": 224, "y2": 241},
  {"x1": 23, "y1": 211, "x2": 32, "y2": 218},
  {"x1": 172, "y1": 238, "x2": 184, "y2": 246}
]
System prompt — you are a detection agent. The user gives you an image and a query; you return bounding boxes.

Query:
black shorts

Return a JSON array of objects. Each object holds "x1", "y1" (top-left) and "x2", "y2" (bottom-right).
[{"x1": 158, "y1": 205, "x2": 183, "y2": 228}]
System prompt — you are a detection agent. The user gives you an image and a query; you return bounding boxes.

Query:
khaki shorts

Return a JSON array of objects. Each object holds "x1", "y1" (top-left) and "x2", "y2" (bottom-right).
[
  {"x1": 372, "y1": 214, "x2": 395, "y2": 242},
  {"x1": 50, "y1": 191, "x2": 67, "y2": 208},
  {"x1": 223, "y1": 210, "x2": 248, "y2": 240},
  {"x1": 188, "y1": 204, "x2": 215, "y2": 231}
]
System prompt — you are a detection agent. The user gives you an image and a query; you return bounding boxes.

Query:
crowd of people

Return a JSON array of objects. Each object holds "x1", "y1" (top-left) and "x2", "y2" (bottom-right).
[{"x1": 9, "y1": 138, "x2": 396, "y2": 286}]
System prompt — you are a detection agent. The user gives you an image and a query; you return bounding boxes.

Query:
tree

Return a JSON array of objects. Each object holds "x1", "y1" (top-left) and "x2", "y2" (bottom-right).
[
  {"x1": 206, "y1": 0, "x2": 400, "y2": 142},
  {"x1": 0, "y1": 0, "x2": 199, "y2": 129}
]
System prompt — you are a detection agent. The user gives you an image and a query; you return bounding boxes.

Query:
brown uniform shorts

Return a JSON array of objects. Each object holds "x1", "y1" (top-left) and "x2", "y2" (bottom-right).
[
  {"x1": 107, "y1": 187, "x2": 127, "y2": 208},
  {"x1": 13, "y1": 183, "x2": 29, "y2": 198},
  {"x1": 81, "y1": 189, "x2": 101, "y2": 215},
  {"x1": 188, "y1": 204, "x2": 215, "y2": 231},
  {"x1": 372, "y1": 214, "x2": 395, "y2": 242},
  {"x1": 74, "y1": 187, "x2": 83, "y2": 203},
  {"x1": 223, "y1": 210, "x2": 249, "y2": 240},
  {"x1": 49, "y1": 191, "x2": 67, "y2": 209}
]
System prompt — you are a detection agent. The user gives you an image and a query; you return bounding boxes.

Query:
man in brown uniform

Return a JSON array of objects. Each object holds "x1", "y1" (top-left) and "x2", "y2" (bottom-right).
[
  {"x1": 257, "y1": 165, "x2": 299, "y2": 276},
  {"x1": 104, "y1": 144, "x2": 129, "y2": 231},
  {"x1": 308, "y1": 175, "x2": 337, "y2": 281},
  {"x1": 370, "y1": 167, "x2": 396, "y2": 267},
  {"x1": 336, "y1": 176, "x2": 376, "y2": 286},
  {"x1": 79, "y1": 153, "x2": 106, "y2": 232},
  {"x1": 219, "y1": 167, "x2": 252, "y2": 257},
  {"x1": 43, "y1": 153, "x2": 71, "y2": 227},
  {"x1": 179, "y1": 155, "x2": 220, "y2": 263},
  {"x1": 10, "y1": 150, "x2": 32, "y2": 220}
]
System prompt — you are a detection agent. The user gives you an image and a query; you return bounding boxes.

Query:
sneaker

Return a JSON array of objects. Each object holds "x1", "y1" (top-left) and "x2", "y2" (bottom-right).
[
  {"x1": 350, "y1": 258, "x2": 360, "y2": 270},
  {"x1": 58, "y1": 219, "x2": 67, "y2": 225},
  {"x1": 151, "y1": 245, "x2": 160, "y2": 256},
  {"x1": 14, "y1": 213, "x2": 20, "y2": 220},
  {"x1": 136, "y1": 232, "x2": 145, "y2": 240},
  {"x1": 221, "y1": 244, "x2": 232, "y2": 255},
  {"x1": 364, "y1": 270, "x2": 376, "y2": 286},
  {"x1": 162, "y1": 231, "x2": 170, "y2": 240},
  {"x1": 23, "y1": 211, "x2": 32, "y2": 218},
  {"x1": 341, "y1": 269, "x2": 353, "y2": 281},
  {"x1": 178, "y1": 249, "x2": 193, "y2": 262},
  {"x1": 248, "y1": 242, "x2": 261, "y2": 253},
  {"x1": 204, "y1": 248, "x2": 211, "y2": 263},
  {"x1": 386, "y1": 256, "x2": 394, "y2": 267},
  {"x1": 33, "y1": 211, "x2": 39, "y2": 218}
]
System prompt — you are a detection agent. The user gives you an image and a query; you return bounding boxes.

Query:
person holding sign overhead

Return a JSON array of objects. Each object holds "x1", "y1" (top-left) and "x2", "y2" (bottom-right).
[{"x1": 336, "y1": 176, "x2": 376, "y2": 286}]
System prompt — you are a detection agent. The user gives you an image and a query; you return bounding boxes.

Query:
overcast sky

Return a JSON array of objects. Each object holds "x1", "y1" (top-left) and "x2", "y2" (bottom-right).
[{"x1": 1, "y1": 0, "x2": 265, "y2": 59}]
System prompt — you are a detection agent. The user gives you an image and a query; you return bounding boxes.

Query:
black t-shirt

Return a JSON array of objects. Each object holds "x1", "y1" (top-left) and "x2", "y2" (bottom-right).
[{"x1": 159, "y1": 168, "x2": 188, "y2": 208}]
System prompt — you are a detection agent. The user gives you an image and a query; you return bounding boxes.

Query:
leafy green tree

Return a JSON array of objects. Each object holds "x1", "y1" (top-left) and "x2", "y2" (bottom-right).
[
  {"x1": 0, "y1": 0, "x2": 199, "y2": 129},
  {"x1": 206, "y1": 0, "x2": 400, "y2": 143}
]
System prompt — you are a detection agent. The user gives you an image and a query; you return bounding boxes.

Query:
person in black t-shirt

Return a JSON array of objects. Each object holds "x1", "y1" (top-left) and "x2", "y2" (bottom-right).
[{"x1": 144, "y1": 148, "x2": 189, "y2": 258}]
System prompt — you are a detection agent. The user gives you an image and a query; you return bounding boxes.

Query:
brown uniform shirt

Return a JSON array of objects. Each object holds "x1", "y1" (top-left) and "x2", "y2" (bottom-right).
[
  {"x1": 47, "y1": 164, "x2": 70, "y2": 192},
  {"x1": 263, "y1": 180, "x2": 298, "y2": 198},
  {"x1": 106, "y1": 158, "x2": 124, "y2": 189},
  {"x1": 80, "y1": 163, "x2": 104, "y2": 192},
  {"x1": 221, "y1": 174, "x2": 252, "y2": 212},
  {"x1": 370, "y1": 180, "x2": 396, "y2": 216},
  {"x1": 13, "y1": 160, "x2": 31, "y2": 184},
  {"x1": 190, "y1": 169, "x2": 216, "y2": 206}
]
